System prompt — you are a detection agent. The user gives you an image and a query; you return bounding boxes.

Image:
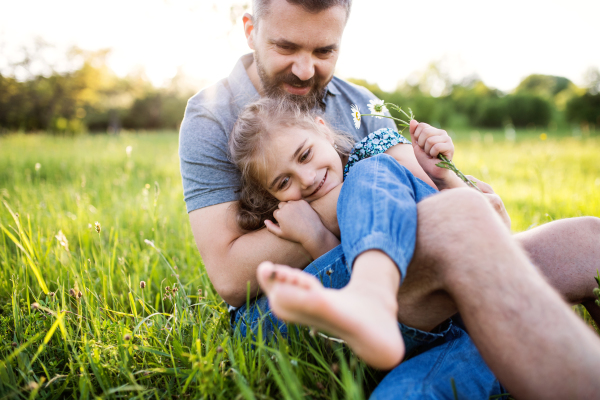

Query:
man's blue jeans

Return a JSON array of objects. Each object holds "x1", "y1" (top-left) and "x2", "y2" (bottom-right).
[{"x1": 231, "y1": 154, "x2": 505, "y2": 399}]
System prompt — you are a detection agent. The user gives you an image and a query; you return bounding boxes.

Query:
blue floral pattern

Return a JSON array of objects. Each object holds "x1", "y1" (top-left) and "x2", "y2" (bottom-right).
[{"x1": 343, "y1": 128, "x2": 411, "y2": 179}]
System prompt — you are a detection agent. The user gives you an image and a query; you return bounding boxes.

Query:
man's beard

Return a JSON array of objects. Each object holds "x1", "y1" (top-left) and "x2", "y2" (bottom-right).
[{"x1": 255, "y1": 51, "x2": 329, "y2": 112}]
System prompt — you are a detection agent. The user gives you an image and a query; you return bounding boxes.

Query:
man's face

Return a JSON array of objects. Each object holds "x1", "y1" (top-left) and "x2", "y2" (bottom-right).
[{"x1": 249, "y1": 0, "x2": 347, "y2": 110}]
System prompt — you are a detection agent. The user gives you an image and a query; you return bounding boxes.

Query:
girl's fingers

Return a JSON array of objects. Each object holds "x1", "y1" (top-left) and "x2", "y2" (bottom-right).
[
  {"x1": 423, "y1": 135, "x2": 448, "y2": 156},
  {"x1": 264, "y1": 219, "x2": 283, "y2": 237},
  {"x1": 417, "y1": 126, "x2": 442, "y2": 148},
  {"x1": 430, "y1": 142, "x2": 454, "y2": 160},
  {"x1": 414, "y1": 123, "x2": 431, "y2": 144}
]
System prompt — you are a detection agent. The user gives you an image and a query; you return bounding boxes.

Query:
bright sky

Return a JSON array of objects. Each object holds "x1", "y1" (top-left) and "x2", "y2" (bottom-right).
[{"x1": 1, "y1": 0, "x2": 599, "y2": 93}]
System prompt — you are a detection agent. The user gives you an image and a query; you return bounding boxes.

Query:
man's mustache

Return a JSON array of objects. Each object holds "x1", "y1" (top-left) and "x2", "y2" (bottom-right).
[{"x1": 279, "y1": 73, "x2": 316, "y2": 88}]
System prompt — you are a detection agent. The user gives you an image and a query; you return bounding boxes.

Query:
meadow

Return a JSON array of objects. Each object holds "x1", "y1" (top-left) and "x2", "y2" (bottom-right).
[{"x1": 0, "y1": 129, "x2": 599, "y2": 399}]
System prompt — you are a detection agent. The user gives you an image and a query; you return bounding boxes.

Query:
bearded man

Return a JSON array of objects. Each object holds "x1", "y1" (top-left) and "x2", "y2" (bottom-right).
[{"x1": 179, "y1": 0, "x2": 600, "y2": 398}]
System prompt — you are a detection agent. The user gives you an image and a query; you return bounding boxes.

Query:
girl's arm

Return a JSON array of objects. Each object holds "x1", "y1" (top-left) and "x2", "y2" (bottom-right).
[{"x1": 385, "y1": 121, "x2": 467, "y2": 191}]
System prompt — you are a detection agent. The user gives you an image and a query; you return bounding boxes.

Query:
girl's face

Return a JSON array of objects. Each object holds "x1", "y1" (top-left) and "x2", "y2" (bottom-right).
[{"x1": 261, "y1": 120, "x2": 344, "y2": 203}]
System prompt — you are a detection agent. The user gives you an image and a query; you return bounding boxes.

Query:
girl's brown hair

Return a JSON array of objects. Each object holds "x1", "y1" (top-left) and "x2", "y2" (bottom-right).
[{"x1": 229, "y1": 97, "x2": 354, "y2": 231}]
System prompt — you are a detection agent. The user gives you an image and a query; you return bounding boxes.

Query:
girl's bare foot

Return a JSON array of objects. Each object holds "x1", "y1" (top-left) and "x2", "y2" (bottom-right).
[{"x1": 257, "y1": 260, "x2": 405, "y2": 370}]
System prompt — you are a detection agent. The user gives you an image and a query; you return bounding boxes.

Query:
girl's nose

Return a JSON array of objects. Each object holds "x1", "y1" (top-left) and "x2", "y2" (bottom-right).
[{"x1": 299, "y1": 169, "x2": 316, "y2": 189}]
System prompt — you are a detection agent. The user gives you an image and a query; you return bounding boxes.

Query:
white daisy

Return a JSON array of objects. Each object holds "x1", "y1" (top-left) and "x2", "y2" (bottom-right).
[
  {"x1": 367, "y1": 99, "x2": 388, "y2": 119},
  {"x1": 351, "y1": 104, "x2": 361, "y2": 129}
]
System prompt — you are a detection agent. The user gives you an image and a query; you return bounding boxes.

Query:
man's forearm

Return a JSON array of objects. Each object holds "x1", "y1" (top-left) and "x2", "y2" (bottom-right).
[
  {"x1": 223, "y1": 227, "x2": 312, "y2": 306},
  {"x1": 191, "y1": 203, "x2": 317, "y2": 307}
]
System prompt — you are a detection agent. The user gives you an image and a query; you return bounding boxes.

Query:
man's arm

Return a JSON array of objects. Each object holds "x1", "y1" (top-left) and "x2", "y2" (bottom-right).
[{"x1": 189, "y1": 186, "x2": 341, "y2": 307}]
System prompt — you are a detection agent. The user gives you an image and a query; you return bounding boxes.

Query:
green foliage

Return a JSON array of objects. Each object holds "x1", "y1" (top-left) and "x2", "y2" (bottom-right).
[
  {"x1": 0, "y1": 48, "x2": 192, "y2": 134},
  {"x1": 505, "y1": 94, "x2": 552, "y2": 127},
  {"x1": 566, "y1": 93, "x2": 600, "y2": 126}
]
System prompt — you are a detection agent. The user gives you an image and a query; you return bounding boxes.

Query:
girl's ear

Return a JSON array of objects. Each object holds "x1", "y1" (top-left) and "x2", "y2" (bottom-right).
[{"x1": 315, "y1": 117, "x2": 335, "y2": 145}]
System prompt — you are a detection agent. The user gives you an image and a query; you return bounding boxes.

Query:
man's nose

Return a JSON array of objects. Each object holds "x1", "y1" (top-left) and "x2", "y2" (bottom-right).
[{"x1": 291, "y1": 53, "x2": 315, "y2": 82}]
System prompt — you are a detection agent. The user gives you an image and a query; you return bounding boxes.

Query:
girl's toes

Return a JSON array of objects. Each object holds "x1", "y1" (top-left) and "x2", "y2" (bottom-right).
[{"x1": 257, "y1": 261, "x2": 278, "y2": 292}]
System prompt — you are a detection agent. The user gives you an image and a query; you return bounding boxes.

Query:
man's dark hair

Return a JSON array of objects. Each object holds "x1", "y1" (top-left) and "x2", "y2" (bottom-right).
[{"x1": 252, "y1": 0, "x2": 352, "y2": 28}]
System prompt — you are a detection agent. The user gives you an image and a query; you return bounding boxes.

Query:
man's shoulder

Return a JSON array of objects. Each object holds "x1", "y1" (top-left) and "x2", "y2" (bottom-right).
[
  {"x1": 183, "y1": 80, "x2": 235, "y2": 125},
  {"x1": 330, "y1": 76, "x2": 380, "y2": 101}
]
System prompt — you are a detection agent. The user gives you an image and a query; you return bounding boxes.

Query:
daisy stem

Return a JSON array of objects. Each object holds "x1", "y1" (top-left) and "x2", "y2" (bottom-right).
[
  {"x1": 384, "y1": 103, "x2": 414, "y2": 121},
  {"x1": 360, "y1": 114, "x2": 411, "y2": 127},
  {"x1": 436, "y1": 154, "x2": 482, "y2": 192}
]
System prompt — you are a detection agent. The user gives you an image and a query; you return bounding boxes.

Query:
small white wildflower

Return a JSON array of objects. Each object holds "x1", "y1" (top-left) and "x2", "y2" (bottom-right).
[
  {"x1": 350, "y1": 104, "x2": 361, "y2": 129},
  {"x1": 94, "y1": 221, "x2": 101, "y2": 234},
  {"x1": 367, "y1": 99, "x2": 388, "y2": 119},
  {"x1": 35, "y1": 163, "x2": 41, "y2": 171},
  {"x1": 55, "y1": 230, "x2": 69, "y2": 252},
  {"x1": 125, "y1": 146, "x2": 133, "y2": 157},
  {"x1": 144, "y1": 239, "x2": 155, "y2": 248}
]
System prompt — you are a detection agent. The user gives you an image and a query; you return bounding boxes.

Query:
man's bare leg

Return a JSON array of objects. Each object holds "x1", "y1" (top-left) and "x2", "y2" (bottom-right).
[
  {"x1": 257, "y1": 250, "x2": 405, "y2": 370},
  {"x1": 516, "y1": 216, "x2": 600, "y2": 325},
  {"x1": 394, "y1": 216, "x2": 600, "y2": 332},
  {"x1": 400, "y1": 188, "x2": 600, "y2": 399}
]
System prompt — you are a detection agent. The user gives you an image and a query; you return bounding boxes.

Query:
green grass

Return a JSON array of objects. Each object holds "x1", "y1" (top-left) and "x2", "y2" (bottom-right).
[{"x1": 0, "y1": 130, "x2": 599, "y2": 399}]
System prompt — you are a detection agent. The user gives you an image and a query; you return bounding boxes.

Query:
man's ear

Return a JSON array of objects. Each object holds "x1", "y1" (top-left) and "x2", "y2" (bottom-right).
[{"x1": 243, "y1": 13, "x2": 255, "y2": 49}]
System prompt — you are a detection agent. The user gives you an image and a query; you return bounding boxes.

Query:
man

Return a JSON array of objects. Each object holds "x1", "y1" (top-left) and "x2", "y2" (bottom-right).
[{"x1": 179, "y1": 0, "x2": 600, "y2": 398}]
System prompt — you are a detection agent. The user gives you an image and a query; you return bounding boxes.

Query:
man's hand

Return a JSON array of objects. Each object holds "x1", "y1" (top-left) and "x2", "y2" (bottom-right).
[
  {"x1": 466, "y1": 175, "x2": 511, "y2": 231},
  {"x1": 410, "y1": 120, "x2": 465, "y2": 190},
  {"x1": 265, "y1": 200, "x2": 340, "y2": 259}
]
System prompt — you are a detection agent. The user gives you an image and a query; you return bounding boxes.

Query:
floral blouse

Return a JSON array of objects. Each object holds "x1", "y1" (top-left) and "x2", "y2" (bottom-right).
[{"x1": 343, "y1": 128, "x2": 411, "y2": 180}]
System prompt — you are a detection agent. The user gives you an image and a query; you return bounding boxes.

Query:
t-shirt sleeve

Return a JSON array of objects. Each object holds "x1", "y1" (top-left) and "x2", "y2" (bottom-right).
[{"x1": 179, "y1": 104, "x2": 241, "y2": 213}]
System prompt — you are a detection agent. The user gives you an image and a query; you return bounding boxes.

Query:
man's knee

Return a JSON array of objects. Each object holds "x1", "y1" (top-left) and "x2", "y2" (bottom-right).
[
  {"x1": 413, "y1": 188, "x2": 509, "y2": 276},
  {"x1": 417, "y1": 188, "x2": 499, "y2": 243}
]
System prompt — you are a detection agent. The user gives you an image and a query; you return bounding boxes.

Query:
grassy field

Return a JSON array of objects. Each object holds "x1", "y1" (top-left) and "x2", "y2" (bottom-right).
[{"x1": 0, "y1": 129, "x2": 599, "y2": 399}]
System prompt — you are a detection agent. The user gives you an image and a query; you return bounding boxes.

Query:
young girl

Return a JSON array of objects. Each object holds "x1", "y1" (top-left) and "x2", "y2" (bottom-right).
[
  {"x1": 230, "y1": 97, "x2": 464, "y2": 260},
  {"x1": 228, "y1": 97, "x2": 465, "y2": 369}
]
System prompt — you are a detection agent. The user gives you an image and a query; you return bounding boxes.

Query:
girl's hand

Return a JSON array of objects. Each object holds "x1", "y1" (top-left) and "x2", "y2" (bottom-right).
[
  {"x1": 410, "y1": 120, "x2": 464, "y2": 190},
  {"x1": 264, "y1": 200, "x2": 340, "y2": 259}
]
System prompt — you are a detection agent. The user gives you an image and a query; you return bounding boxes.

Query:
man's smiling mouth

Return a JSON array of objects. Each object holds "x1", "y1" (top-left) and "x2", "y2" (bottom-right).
[{"x1": 308, "y1": 170, "x2": 327, "y2": 197}]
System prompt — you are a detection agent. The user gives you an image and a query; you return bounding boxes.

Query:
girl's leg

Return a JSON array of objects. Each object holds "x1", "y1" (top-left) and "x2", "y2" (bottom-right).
[{"x1": 258, "y1": 154, "x2": 438, "y2": 369}]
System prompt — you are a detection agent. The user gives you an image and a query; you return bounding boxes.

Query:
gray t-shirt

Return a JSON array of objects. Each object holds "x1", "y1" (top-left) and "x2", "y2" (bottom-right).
[{"x1": 179, "y1": 53, "x2": 395, "y2": 213}]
